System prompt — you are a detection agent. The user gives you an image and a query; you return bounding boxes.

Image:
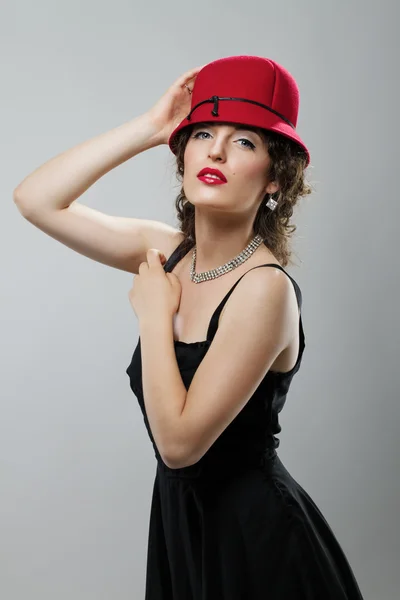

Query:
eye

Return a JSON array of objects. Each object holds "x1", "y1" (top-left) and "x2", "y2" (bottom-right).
[
  {"x1": 192, "y1": 131, "x2": 211, "y2": 140},
  {"x1": 192, "y1": 130, "x2": 256, "y2": 150},
  {"x1": 237, "y1": 138, "x2": 255, "y2": 150}
]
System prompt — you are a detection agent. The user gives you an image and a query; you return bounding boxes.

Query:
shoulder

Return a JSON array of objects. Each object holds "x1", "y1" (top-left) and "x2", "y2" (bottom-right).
[
  {"x1": 218, "y1": 265, "x2": 295, "y2": 350},
  {"x1": 228, "y1": 264, "x2": 293, "y2": 314}
]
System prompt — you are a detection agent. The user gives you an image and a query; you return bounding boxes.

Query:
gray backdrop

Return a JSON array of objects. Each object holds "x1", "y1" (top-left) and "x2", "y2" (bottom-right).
[{"x1": 2, "y1": 0, "x2": 399, "y2": 598}]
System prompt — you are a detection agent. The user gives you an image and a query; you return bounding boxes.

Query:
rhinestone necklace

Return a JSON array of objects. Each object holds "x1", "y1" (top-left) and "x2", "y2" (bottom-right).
[{"x1": 190, "y1": 233, "x2": 264, "y2": 283}]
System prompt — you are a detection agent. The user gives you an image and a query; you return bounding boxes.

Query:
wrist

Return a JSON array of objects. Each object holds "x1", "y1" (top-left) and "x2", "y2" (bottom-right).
[
  {"x1": 141, "y1": 111, "x2": 166, "y2": 147},
  {"x1": 139, "y1": 313, "x2": 173, "y2": 334}
]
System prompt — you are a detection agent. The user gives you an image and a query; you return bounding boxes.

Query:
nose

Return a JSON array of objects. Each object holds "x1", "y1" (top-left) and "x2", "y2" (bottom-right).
[{"x1": 208, "y1": 143, "x2": 226, "y2": 161}]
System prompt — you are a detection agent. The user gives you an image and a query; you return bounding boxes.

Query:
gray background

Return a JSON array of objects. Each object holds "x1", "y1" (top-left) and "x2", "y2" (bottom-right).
[{"x1": 2, "y1": 0, "x2": 399, "y2": 598}]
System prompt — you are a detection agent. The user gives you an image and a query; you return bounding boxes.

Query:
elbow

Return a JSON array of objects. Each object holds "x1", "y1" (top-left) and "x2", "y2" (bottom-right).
[
  {"x1": 162, "y1": 453, "x2": 182, "y2": 470},
  {"x1": 160, "y1": 413, "x2": 196, "y2": 469},
  {"x1": 162, "y1": 437, "x2": 193, "y2": 470},
  {"x1": 13, "y1": 189, "x2": 30, "y2": 216},
  {"x1": 13, "y1": 185, "x2": 27, "y2": 205},
  {"x1": 162, "y1": 446, "x2": 186, "y2": 470},
  {"x1": 162, "y1": 443, "x2": 198, "y2": 470}
]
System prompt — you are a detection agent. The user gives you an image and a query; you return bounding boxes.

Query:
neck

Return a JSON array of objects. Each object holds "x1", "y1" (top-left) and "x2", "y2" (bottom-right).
[{"x1": 192, "y1": 213, "x2": 257, "y2": 272}]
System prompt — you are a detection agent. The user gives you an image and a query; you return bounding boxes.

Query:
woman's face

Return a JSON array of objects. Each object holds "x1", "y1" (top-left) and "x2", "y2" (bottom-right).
[{"x1": 182, "y1": 122, "x2": 278, "y2": 214}]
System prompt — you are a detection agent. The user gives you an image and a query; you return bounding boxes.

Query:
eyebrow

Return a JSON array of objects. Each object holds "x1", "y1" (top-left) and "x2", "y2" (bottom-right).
[{"x1": 194, "y1": 122, "x2": 262, "y2": 139}]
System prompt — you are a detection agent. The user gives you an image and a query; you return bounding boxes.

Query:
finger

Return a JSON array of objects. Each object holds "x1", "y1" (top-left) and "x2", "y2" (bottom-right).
[
  {"x1": 146, "y1": 248, "x2": 166, "y2": 266},
  {"x1": 138, "y1": 261, "x2": 149, "y2": 274},
  {"x1": 167, "y1": 272, "x2": 181, "y2": 287},
  {"x1": 183, "y1": 65, "x2": 204, "y2": 78},
  {"x1": 178, "y1": 65, "x2": 205, "y2": 85}
]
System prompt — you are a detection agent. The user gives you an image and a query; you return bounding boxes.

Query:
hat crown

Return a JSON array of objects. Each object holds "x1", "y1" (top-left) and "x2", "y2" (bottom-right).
[
  {"x1": 193, "y1": 56, "x2": 300, "y2": 128},
  {"x1": 168, "y1": 55, "x2": 310, "y2": 166}
]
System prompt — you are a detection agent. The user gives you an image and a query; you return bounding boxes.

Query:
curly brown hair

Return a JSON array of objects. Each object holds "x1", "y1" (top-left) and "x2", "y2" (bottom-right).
[{"x1": 169, "y1": 122, "x2": 314, "y2": 268}]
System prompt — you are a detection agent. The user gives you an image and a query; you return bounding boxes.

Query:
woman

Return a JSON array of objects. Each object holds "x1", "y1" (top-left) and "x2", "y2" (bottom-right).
[
  {"x1": 126, "y1": 56, "x2": 365, "y2": 599},
  {"x1": 14, "y1": 55, "x2": 364, "y2": 599}
]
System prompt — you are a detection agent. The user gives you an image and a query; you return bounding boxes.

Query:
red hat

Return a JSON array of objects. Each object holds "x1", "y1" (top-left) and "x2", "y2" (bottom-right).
[{"x1": 168, "y1": 55, "x2": 310, "y2": 167}]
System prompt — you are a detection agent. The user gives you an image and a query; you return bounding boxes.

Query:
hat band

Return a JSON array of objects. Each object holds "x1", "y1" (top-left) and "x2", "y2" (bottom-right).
[{"x1": 186, "y1": 95, "x2": 295, "y2": 130}]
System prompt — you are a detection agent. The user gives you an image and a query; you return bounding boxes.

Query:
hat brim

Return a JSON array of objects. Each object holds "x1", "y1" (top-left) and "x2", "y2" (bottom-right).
[{"x1": 168, "y1": 99, "x2": 310, "y2": 166}]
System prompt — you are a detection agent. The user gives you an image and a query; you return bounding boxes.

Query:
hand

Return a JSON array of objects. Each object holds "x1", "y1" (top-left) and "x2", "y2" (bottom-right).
[
  {"x1": 128, "y1": 249, "x2": 182, "y2": 322},
  {"x1": 146, "y1": 65, "x2": 205, "y2": 145}
]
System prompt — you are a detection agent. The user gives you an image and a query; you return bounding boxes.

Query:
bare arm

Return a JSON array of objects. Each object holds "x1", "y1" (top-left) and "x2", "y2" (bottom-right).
[
  {"x1": 11, "y1": 113, "x2": 183, "y2": 274},
  {"x1": 139, "y1": 313, "x2": 188, "y2": 468},
  {"x1": 11, "y1": 67, "x2": 201, "y2": 273},
  {"x1": 13, "y1": 112, "x2": 162, "y2": 212}
]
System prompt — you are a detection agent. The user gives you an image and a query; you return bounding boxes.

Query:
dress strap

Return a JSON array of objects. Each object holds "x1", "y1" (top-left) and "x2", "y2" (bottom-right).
[
  {"x1": 206, "y1": 263, "x2": 303, "y2": 343},
  {"x1": 163, "y1": 239, "x2": 187, "y2": 272},
  {"x1": 164, "y1": 241, "x2": 304, "y2": 350},
  {"x1": 164, "y1": 241, "x2": 302, "y2": 311}
]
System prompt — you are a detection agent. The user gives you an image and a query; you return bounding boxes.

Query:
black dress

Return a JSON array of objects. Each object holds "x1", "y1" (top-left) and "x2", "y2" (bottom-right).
[{"x1": 126, "y1": 239, "x2": 364, "y2": 600}]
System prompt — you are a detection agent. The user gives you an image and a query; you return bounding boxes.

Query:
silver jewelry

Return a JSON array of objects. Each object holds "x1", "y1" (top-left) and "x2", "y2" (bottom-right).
[
  {"x1": 266, "y1": 194, "x2": 278, "y2": 211},
  {"x1": 190, "y1": 234, "x2": 264, "y2": 284},
  {"x1": 184, "y1": 84, "x2": 192, "y2": 94}
]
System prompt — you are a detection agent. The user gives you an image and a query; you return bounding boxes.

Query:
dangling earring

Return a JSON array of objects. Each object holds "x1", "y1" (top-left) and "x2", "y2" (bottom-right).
[{"x1": 266, "y1": 193, "x2": 278, "y2": 211}]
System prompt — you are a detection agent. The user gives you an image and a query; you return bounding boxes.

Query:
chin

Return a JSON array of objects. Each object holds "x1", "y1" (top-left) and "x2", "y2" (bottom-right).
[
  {"x1": 187, "y1": 189, "x2": 227, "y2": 205},
  {"x1": 193, "y1": 201, "x2": 231, "y2": 214}
]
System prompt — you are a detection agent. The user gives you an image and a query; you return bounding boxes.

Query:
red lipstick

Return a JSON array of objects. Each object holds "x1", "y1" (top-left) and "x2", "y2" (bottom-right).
[{"x1": 197, "y1": 167, "x2": 227, "y2": 184}]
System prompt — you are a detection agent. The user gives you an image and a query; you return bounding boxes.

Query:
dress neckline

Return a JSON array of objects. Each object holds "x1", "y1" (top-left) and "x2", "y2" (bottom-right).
[
  {"x1": 164, "y1": 239, "x2": 305, "y2": 376},
  {"x1": 173, "y1": 339, "x2": 211, "y2": 347}
]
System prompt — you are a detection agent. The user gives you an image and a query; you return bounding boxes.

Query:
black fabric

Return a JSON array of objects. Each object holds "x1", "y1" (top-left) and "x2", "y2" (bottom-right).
[
  {"x1": 186, "y1": 95, "x2": 296, "y2": 129},
  {"x1": 126, "y1": 240, "x2": 364, "y2": 599}
]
